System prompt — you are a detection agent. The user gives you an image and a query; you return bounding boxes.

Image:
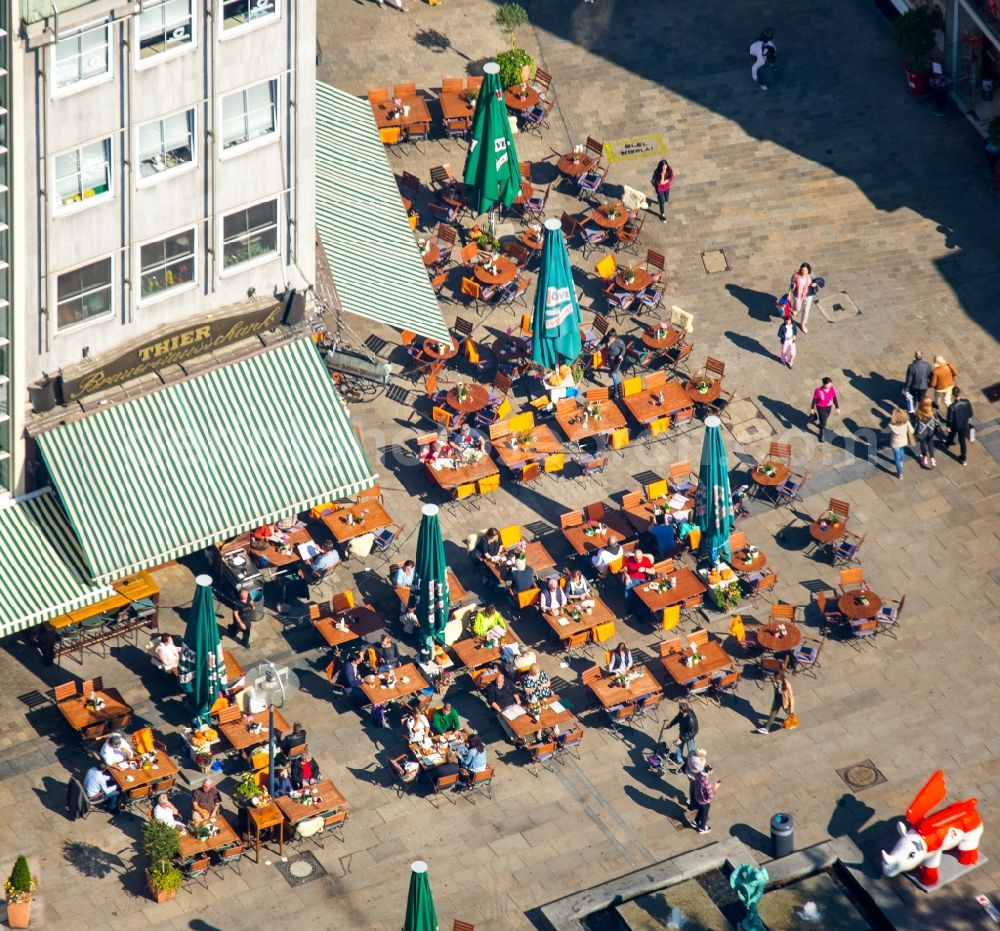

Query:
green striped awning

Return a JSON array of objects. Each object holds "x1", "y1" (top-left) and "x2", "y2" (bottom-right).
[
  {"x1": 315, "y1": 81, "x2": 450, "y2": 343},
  {"x1": 37, "y1": 339, "x2": 376, "y2": 584},
  {"x1": 0, "y1": 492, "x2": 110, "y2": 635}
]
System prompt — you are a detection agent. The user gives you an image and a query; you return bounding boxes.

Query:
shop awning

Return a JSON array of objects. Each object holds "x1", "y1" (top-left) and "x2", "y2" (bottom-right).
[
  {"x1": 37, "y1": 339, "x2": 376, "y2": 583},
  {"x1": 0, "y1": 492, "x2": 110, "y2": 635},
  {"x1": 314, "y1": 81, "x2": 450, "y2": 343}
]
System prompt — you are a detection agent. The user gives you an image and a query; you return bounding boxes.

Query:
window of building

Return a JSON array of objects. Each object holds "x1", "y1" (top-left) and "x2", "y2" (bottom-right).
[
  {"x1": 53, "y1": 22, "x2": 111, "y2": 91},
  {"x1": 137, "y1": 0, "x2": 194, "y2": 61},
  {"x1": 221, "y1": 80, "x2": 277, "y2": 150},
  {"x1": 56, "y1": 257, "x2": 114, "y2": 329},
  {"x1": 54, "y1": 139, "x2": 112, "y2": 210},
  {"x1": 138, "y1": 110, "x2": 195, "y2": 180},
  {"x1": 222, "y1": 200, "x2": 278, "y2": 269},
  {"x1": 140, "y1": 230, "x2": 196, "y2": 300},
  {"x1": 222, "y1": 0, "x2": 278, "y2": 31}
]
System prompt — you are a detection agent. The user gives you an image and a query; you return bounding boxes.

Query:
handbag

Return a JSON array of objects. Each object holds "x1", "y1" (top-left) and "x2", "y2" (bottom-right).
[{"x1": 783, "y1": 713, "x2": 799, "y2": 730}]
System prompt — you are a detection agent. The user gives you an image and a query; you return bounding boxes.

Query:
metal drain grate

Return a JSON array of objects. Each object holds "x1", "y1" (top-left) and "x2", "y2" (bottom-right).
[
  {"x1": 701, "y1": 250, "x2": 729, "y2": 274},
  {"x1": 984, "y1": 383, "x2": 1000, "y2": 403},
  {"x1": 276, "y1": 851, "x2": 328, "y2": 887},
  {"x1": 836, "y1": 759, "x2": 886, "y2": 792},
  {"x1": 818, "y1": 291, "x2": 861, "y2": 322}
]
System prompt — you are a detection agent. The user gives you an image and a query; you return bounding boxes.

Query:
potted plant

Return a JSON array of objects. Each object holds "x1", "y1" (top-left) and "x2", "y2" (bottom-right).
[
  {"x1": 5, "y1": 856, "x2": 36, "y2": 928},
  {"x1": 232, "y1": 771, "x2": 265, "y2": 808},
  {"x1": 496, "y1": 48, "x2": 534, "y2": 90},
  {"x1": 142, "y1": 820, "x2": 182, "y2": 903},
  {"x1": 495, "y1": 3, "x2": 528, "y2": 50},
  {"x1": 891, "y1": 4, "x2": 941, "y2": 97}
]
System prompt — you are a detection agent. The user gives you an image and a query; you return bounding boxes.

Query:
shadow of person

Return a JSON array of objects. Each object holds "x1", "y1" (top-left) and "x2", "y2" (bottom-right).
[
  {"x1": 725, "y1": 284, "x2": 777, "y2": 322},
  {"x1": 842, "y1": 368, "x2": 900, "y2": 414},
  {"x1": 828, "y1": 792, "x2": 876, "y2": 839},
  {"x1": 758, "y1": 395, "x2": 809, "y2": 432},
  {"x1": 729, "y1": 822, "x2": 771, "y2": 855},
  {"x1": 623, "y1": 783, "x2": 688, "y2": 825},
  {"x1": 724, "y1": 329, "x2": 781, "y2": 363}
]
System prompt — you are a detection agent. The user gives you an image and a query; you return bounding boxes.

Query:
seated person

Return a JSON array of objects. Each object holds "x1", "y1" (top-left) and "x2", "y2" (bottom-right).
[
  {"x1": 420, "y1": 436, "x2": 453, "y2": 466},
  {"x1": 454, "y1": 423, "x2": 486, "y2": 451},
  {"x1": 83, "y1": 764, "x2": 120, "y2": 812},
  {"x1": 432, "y1": 701, "x2": 461, "y2": 735},
  {"x1": 300, "y1": 540, "x2": 340, "y2": 583},
  {"x1": 280, "y1": 722, "x2": 307, "y2": 757},
  {"x1": 393, "y1": 560, "x2": 416, "y2": 613},
  {"x1": 565, "y1": 569, "x2": 596, "y2": 608},
  {"x1": 152, "y1": 793, "x2": 182, "y2": 828},
  {"x1": 291, "y1": 752, "x2": 321, "y2": 788},
  {"x1": 273, "y1": 766, "x2": 294, "y2": 797},
  {"x1": 623, "y1": 549, "x2": 655, "y2": 593},
  {"x1": 377, "y1": 633, "x2": 402, "y2": 673},
  {"x1": 538, "y1": 576, "x2": 568, "y2": 613},
  {"x1": 474, "y1": 527, "x2": 503, "y2": 565},
  {"x1": 429, "y1": 749, "x2": 462, "y2": 782},
  {"x1": 607, "y1": 642, "x2": 634, "y2": 674},
  {"x1": 591, "y1": 536, "x2": 624, "y2": 578},
  {"x1": 191, "y1": 778, "x2": 221, "y2": 824},
  {"x1": 648, "y1": 513, "x2": 677, "y2": 557},
  {"x1": 484, "y1": 671, "x2": 521, "y2": 713},
  {"x1": 457, "y1": 735, "x2": 488, "y2": 780},
  {"x1": 508, "y1": 557, "x2": 536, "y2": 595},
  {"x1": 404, "y1": 709, "x2": 431, "y2": 742},
  {"x1": 338, "y1": 652, "x2": 366, "y2": 701},
  {"x1": 100, "y1": 733, "x2": 135, "y2": 766},
  {"x1": 154, "y1": 633, "x2": 181, "y2": 673},
  {"x1": 521, "y1": 664, "x2": 553, "y2": 702},
  {"x1": 472, "y1": 604, "x2": 506, "y2": 640}
]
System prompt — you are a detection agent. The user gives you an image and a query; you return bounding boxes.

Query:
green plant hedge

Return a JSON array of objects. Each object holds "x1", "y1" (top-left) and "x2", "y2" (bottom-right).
[{"x1": 496, "y1": 49, "x2": 534, "y2": 89}]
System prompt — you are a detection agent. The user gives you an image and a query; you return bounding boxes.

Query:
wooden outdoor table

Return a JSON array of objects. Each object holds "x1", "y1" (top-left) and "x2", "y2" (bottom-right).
[
  {"x1": 409, "y1": 730, "x2": 468, "y2": 770},
  {"x1": 178, "y1": 813, "x2": 241, "y2": 861},
  {"x1": 588, "y1": 666, "x2": 662, "y2": 709},
  {"x1": 810, "y1": 520, "x2": 846, "y2": 546},
  {"x1": 623, "y1": 497, "x2": 694, "y2": 534},
  {"x1": 108, "y1": 749, "x2": 178, "y2": 792},
  {"x1": 838, "y1": 591, "x2": 882, "y2": 621},
  {"x1": 446, "y1": 383, "x2": 491, "y2": 413},
  {"x1": 223, "y1": 651, "x2": 245, "y2": 690},
  {"x1": 557, "y1": 153, "x2": 595, "y2": 178},
  {"x1": 248, "y1": 802, "x2": 284, "y2": 863},
  {"x1": 589, "y1": 202, "x2": 629, "y2": 230},
  {"x1": 684, "y1": 377, "x2": 722, "y2": 405},
  {"x1": 501, "y1": 694, "x2": 576, "y2": 740},
  {"x1": 519, "y1": 230, "x2": 544, "y2": 253},
  {"x1": 58, "y1": 688, "x2": 132, "y2": 734},
  {"x1": 493, "y1": 426, "x2": 563, "y2": 470},
  {"x1": 371, "y1": 96, "x2": 431, "y2": 132},
  {"x1": 504, "y1": 85, "x2": 539, "y2": 111},
  {"x1": 451, "y1": 629, "x2": 518, "y2": 670},
  {"x1": 275, "y1": 779, "x2": 348, "y2": 827},
  {"x1": 755, "y1": 622, "x2": 801, "y2": 652},
  {"x1": 423, "y1": 337, "x2": 459, "y2": 361},
  {"x1": 419, "y1": 241, "x2": 441, "y2": 268},
  {"x1": 314, "y1": 605, "x2": 384, "y2": 649},
  {"x1": 614, "y1": 268, "x2": 653, "y2": 292},
  {"x1": 562, "y1": 512, "x2": 636, "y2": 556},
  {"x1": 555, "y1": 398, "x2": 628, "y2": 447},
  {"x1": 396, "y1": 567, "x2": 467, "y2": 609},
  {"x1": 622, "y1": 381, "x2": 693, "y2": 426},
  {"x1": 731, "y1": 548, "x2": 767, "y2": 573},
  {"x1": 492, "y1": 333, "x2": 530, "y2": 364},
  {"x1": 359, "y1": 662, "x2": 429, "y2": 705},
  {"x1": 217, "y1": 709, "x2": 291, "y2": 754},
  {"x1": 249, "y1": 527, "x2": 315, "y2": 568},
  {"x1": 438, "y1": 91, "x2": 474, "y2": 128},
  {"x1": 751, "y1": 462, "x2": 790, "y2": 491},
  {"x1": 426, "y1": 452, "x2": 499, "y2": 491},
  {"x1": 662, "y1": 641, "x2": 733, "y2": 685},
  {"x1": 633, "y1": 568, "x2": 706, "y2": 614},
  {"x1": 542, "y1": 594, "x2": 615, "y2": 643},
  {"x1": 474, "y1": 256, "x2": 518, "y2": 287},
  {"x1": 486, "y1": 539, "x2": 558, "y2": 583},
  {"x1": 642, "y1": 327, "x2": 682, "y2": 352},
  {"x1": 323, "y1": 501, "x2": 393, "y2": 544}
]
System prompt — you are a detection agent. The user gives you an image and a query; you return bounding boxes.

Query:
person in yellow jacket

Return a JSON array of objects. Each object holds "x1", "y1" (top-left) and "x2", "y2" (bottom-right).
[{"x1": 930, "y1": 356, "x2": 957, "y2": 409}]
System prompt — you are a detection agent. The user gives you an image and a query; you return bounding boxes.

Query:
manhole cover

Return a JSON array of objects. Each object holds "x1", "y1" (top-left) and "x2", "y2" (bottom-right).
[
  {"x1": 836, "y1": 759, "x2": 886, "y2": 792},
  {"x1": 701, "y1": 250, "x2": 729, "y2": 274},
  {"x1": 276, "y1": 851, "x2": 328, "y2": 887},
  {"x1": 728, "y1": 416, "x2": 775, "y2": 445},
  {"x1": 817, "y1": 290, "x2": 861, "y2": 322},
  {"x1": 984, "y1": 382, "x2": 1000, "y2": 403}
]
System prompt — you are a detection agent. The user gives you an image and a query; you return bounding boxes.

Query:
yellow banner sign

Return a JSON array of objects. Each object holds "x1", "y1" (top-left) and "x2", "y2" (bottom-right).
[{"x1": 604, "y1": 134, "x2": 667, "y2": 163}]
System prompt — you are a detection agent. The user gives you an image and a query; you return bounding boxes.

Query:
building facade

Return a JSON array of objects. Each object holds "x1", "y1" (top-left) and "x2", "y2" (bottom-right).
[{"x1": 6, "y1": 0, "x2": 317, "y2": 496}]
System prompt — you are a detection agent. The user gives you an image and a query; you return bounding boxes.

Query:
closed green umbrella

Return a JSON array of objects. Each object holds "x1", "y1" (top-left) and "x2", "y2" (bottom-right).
[
  {"x1": 694, "y1": 415, "x2": 736, "y2": 562},
  {"x1": 413, "y1": 504, "x2": 450, "y2": 653},
  {"x1": 463, "y1": 61, "x2": 521, "y2": 227},
  {"x1": 178, "y1": 574, "x2": 226, "y2": 726},
  {"x1": 402, "y1": 860, "x2": 438, "y2": 931},
  {"x1": 531, "y1": 217, "x2": 582, "y2": 369}
]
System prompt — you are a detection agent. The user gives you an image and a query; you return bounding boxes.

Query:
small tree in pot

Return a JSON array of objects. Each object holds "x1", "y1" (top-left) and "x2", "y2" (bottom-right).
[
  {"x1": 494, "y1": 3, "x2": 534, "y2": 88},
  {"x1": 143, "y1": 819, "x2": 182, "y2": 903},
  {"x1": 4, "y1": 856, "x2": 36, "y2": 928},
  {"x1": 891, "y1": 4, "x2": 942, "y2": 97}
]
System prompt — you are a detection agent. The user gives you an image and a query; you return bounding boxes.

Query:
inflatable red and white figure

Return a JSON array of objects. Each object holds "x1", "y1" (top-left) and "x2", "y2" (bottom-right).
[{"x1": 881, "y1": 770, "x2": 984, "y2": 887}]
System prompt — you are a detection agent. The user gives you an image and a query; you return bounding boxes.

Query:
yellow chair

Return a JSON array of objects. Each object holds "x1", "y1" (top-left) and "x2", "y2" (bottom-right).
[
  {"x1": 687, "y1": 528, "x2": 701, "y2": 551},
  {"x1": 517, "y1": 587, "x2": 540, "y2": 609},
  {"x1": 520, "y1": 314, "x2": 532, "y2": 337},
  {"x1": 494, "y1": 398, "x2": 512, "y2": 421},
  {"x1": 408, "y1": 213, "x2": 418, "y2": 230},
  {"x1": 432, "y1": 406, "x2": 454, "y2": 427},
  {"x1": 622, "y1": 376, "x2": 642, "y2": 398},
  {"x1": 478, "y1": 474, "x2": 500, "y2": 496},
  {"x1": 728, "y1": 615, "x2": 745, "y2": 641},
  {"x1": 592, "y1": 621, "x2": 615, "y2": 644},
  {"x1": 499, "y1": 525, "x2": 521, "y2": 548},
  {"x1": 610, "y1": 427, "x2": 629, "y2": 451},
  {"x1": 250, "y1": 748, "x2": 269, "y2": 770},
  {"x1": 507, "y1": 411, "x2": 534, "y2": 433},
  {"x1": 379, "y1": 127, "x2": 402, "y2": 146},
  {"x1": 454, "y1": 483, "x2": 478, "y2": 505},
  {"x1": 465, "y1": 339, "x2": 480, "y2": 364},
  {"x1": 607, "y1": 556, "x2": 625, "y2": 576},
  {"x1": 644, "y1": 478, "x2": 668, "y2": 501},
  {"x1": 543, "y1": 453, "x2": 565, "y2": 476},
  {"x1": 649, "y1": 416, "x2": 671, "y2": 440},
  {"x1": 332, "y1": 590, "x2": 355, "y2": 613},
  {"x1": 661, "y1": 605, "x2": 681, "y2": 636},
  {"x1": 594, "y1": 254, "x2": 616, "y2": 280}
]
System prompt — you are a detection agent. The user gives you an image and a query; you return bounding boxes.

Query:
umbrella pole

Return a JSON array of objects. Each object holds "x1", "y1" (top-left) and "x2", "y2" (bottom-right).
[{"x1": 268, "y1": 705, "x2": 276, "y2": 799}]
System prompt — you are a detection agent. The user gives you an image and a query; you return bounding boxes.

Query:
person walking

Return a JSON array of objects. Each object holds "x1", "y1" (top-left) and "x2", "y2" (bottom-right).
[
  {"x1": 749, "y1": 28, "x2": 776, "y2": 89},
  {"x1": 691, "y1": 765, "x2": 720, "y2": 834},
  {"x1": 809, "y1": 376, "x2": 840, "y2": 443},
  {"x1": 886, "y1": 407, "x2": 915, "y2": 479},
  {"x1": 684, "y1": 747, "x2": 708, "y2": 811},
  {"x1": 229, "y1": 589, "x2": 253, "y2": 647},
  {"x1": 904, "y1": 351, "x2": 932, "y2": 406},
  {"x1": 944, "y1": 387, "x2": 974, "y2": 465},
  {"x1": 650, "y1": 160, "x2": 674, "y2": 224},
  {"x1": 930, "y1": 355, "x2": 958, "y2": 409},
  {"x1": 665, "y1": 701, "x2": 699, "y2": 770},
  {"x1": 778, "y1": 318, "x2": 797, "y2": 368},
  {"x1": 914, "y1": 398, "x2": 938, "y2": 468},
  {"x1": 789, "y1": 263, "x2": 813, "y2": 333},
  {"x1": 757, "y1": 672, "x2": 794, "y2": 734}
]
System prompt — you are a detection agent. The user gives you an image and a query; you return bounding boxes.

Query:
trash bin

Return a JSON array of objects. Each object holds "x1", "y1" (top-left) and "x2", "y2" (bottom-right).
[
  {"x1": 983, "y1": 80, "x2": 995, "y2": 102},
  {"x1": 771, "y1": 812, "x2": 794, "y2": 858}
]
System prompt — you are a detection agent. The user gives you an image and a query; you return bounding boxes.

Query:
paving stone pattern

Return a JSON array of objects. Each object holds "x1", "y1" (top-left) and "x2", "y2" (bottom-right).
[{"x1": 2, "y1": 1, "x2": 999, "y2": 929}]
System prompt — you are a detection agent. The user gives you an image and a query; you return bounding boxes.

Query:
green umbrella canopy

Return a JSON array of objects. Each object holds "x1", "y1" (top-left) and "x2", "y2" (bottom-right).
[
  {"x1": 413, "y1": 504, "x2": 450, "y2": 650},
  {"x1": 694, "y1": 416, "x2": 736, "y2": 562},
  {"x1": 531, "y1": 217, "x2": 583, "y2": 369},
  {"x1": 178, "y1": 574, "x2": 226, "y2": 726},
  {"x1": 403, "y1": 860, "x2": 438, "y2": 931},
  {"x1": 463, "y1": 62, "x2": 521, "y2": 217}
]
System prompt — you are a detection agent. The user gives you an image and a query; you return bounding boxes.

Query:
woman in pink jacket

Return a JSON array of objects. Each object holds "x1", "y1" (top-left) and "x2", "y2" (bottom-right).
[{"x1": 790, "y1": 262, "x2": 813, "y2": 332}]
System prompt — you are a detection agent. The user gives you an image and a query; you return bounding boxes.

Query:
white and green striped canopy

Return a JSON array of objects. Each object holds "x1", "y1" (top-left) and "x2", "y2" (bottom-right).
[
  {"x1": 0, "y1": 492, "x2": 110, "y2": 635},
  {"x1": 37, "y1": 339, "x2": 376, "y2": 583},
  {"x1": 315, "y1": 81, "x2": 450, "y2": 342}
]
